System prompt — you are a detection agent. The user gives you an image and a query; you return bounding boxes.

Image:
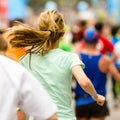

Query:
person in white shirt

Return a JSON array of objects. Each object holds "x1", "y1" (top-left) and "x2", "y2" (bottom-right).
[{"x1": 0, "y1": 55, "x2": 57, "y2": 120}]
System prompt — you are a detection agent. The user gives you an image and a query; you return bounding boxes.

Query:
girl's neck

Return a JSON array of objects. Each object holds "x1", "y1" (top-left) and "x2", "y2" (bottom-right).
[{"x1": 51, "y1": 40, "x2": 59, "y2": 49}]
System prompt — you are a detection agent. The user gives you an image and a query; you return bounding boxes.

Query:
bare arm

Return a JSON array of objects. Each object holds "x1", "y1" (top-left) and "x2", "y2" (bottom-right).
[
  {"x1": 111, "y1": 50, "x2": 118, "y2": 62},
  {"x1": 72, "y1": 65, "x2": 96, "y2": 96},
  {"x1": 99, "y1": 55, "x2": 120, "y2": 83},
  {"x1": 17, "y1": 110, "x2": 26, "y2": 120},
  {"x1": 71, "y1": 65, "x2": 105, "y2": 105},
  {"x1": 47, "y1": 113, "x2": 57, "y2": 120},
  {"x1": 108, "y1": 59, "x2": 120, "y2": 83}
]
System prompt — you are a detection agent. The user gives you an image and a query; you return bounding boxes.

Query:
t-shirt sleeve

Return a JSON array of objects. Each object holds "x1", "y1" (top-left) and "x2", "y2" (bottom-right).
[
  {"x1": 69, "y1": 53, "x2": 85, "y2": 70},
  {"x1": 106, "y1": 39, "x2": 114, "y2": 53},
  {"x1": 19, "y1": 57, "x2": 26, "y2": 66},
  {"x1": 19, "y1": 55, "x2": 30, "y2": 70}
]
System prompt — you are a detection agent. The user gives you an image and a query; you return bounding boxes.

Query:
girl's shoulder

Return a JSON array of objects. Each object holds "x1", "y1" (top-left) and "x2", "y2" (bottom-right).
[{"x1": 57, "y1": 49, "x2": 78, "y2": 58}]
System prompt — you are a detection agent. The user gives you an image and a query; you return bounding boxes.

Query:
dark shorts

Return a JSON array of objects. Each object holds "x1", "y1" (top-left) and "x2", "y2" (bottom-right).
[{"x1": 75, "y1": 101, "x2": 109, "y2": 118}]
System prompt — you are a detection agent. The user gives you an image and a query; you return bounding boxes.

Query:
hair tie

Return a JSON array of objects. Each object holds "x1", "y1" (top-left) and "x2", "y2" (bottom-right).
[
  {"x1": 48, "y1": 30, "x2": 54, "y2": 34},
  {"x1": 48, "y1": 30, "x2": 55, "y2": 38}
]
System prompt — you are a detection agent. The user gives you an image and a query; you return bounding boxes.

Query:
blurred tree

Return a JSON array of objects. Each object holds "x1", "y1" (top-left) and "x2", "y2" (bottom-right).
[
  {"x1": 28, "y1": 0, "x2": 91, "y2": 11},
  {"x1": 28, "y1": 0, "x2": 46, "y2": 10},
  {"x1": 28, "y1": 0, "x2": 62, "y2": 10}
]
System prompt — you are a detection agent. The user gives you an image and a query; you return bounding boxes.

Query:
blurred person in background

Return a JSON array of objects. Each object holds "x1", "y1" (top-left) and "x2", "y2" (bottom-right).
[
  {"x1": 0, "y1": 30, "x2": 15, "y2": 58},
  {"x1": 94, "y1": 22, "x2": 118, "y2": 62},
  {"x1": 8, "y1": 18, "x2": 24, "y2": 27},
  {"x1": 0, "y1": 34, "x2": 8, "y2": 56},
  {"x1": 101, "y1": 23, "x2": 111, "y2": 39},
  {"x1": 72, "y1": 20, "x2": 87, "y2": 42},
  {"x1": 5, "y1": 10, "x2": 105, "y2": 120},
  {"x1": 2, "y1": 0, "x2": 29, "y2": 61},
  {"x1": 110, "y1": 26, "x2": 120, "y2": 108},
  {"x1": 111, "y1": 26, "x2": 119, "y2": 45},
  {"x1": 59, "y1": 25, "x2": 72, "y2": 52},
  {"x1": 74, "y1": 28, "x2": 120, "y2": 120},
  {"x1": 2, "y1": 19, "x2": 26, "y2": 61},
  {"x1": 114, "y1": 40, "x2": 120, "y2": 103},
  {"x1": 71, "y1": 20, "x2": 87, "y2": 53}
]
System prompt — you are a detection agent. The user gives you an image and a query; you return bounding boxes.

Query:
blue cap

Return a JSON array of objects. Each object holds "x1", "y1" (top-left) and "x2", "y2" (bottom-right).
[{"x1": 84, "y1": 28, "x2": 98, "y2": 43}]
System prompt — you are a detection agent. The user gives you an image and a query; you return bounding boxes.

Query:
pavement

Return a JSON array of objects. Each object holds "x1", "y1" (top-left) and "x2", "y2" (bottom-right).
[{"x1": 106, "y1": 75, "x2": 120, "y2": 120}]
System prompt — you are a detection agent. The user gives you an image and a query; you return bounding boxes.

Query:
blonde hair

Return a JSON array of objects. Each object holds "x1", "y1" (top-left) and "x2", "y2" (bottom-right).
[
  {"x1": 6, "y1": 10, "x2": 65, "y2": 55},
  {"x1": 0, "y1": 36, "x2": 8, "y2": 52}
]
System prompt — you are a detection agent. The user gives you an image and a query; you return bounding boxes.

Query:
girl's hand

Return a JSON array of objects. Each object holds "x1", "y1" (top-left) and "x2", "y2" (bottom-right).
[{"x1": 93, "y1": 94, "x2": 105, "y2": 106}]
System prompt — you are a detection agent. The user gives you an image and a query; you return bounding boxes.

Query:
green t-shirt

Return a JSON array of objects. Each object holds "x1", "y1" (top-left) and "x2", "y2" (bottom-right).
[{"x1": 19, "y1": 48, "x2": 84, "y2": 120}]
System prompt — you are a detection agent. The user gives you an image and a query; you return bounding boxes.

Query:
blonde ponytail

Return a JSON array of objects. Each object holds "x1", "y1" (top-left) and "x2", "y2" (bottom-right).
[
  {"x1": 7, "y1": 22, "x2": 52, "y2": 55},
  {"x1": 6, "y1": 10, "x2": 65, "y2": 55}
]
